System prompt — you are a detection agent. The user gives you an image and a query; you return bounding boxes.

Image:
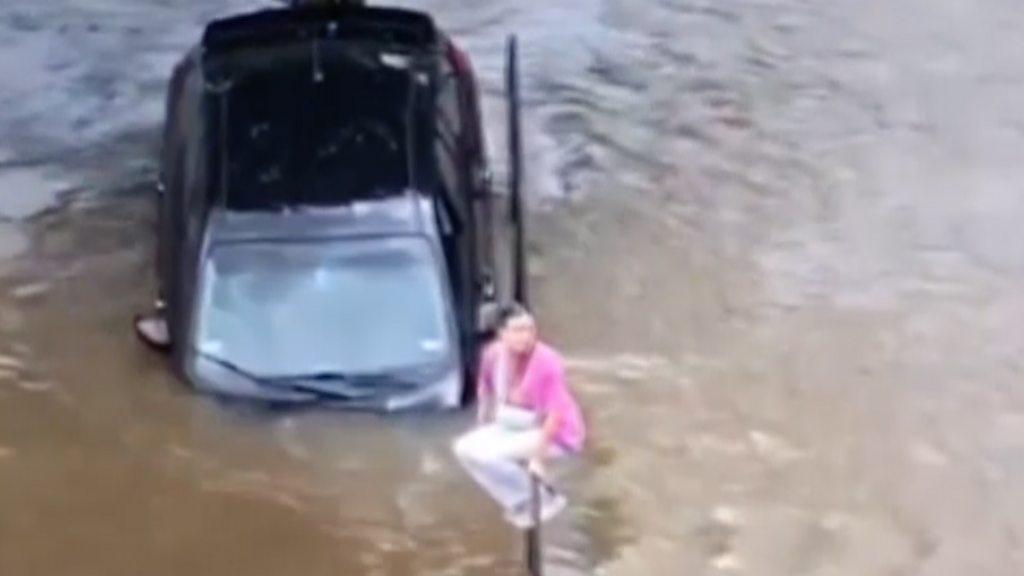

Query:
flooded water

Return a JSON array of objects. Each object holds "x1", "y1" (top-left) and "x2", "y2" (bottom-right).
[{"x1": 3, "y1": 0, "x2": 1024, "y2": 574}]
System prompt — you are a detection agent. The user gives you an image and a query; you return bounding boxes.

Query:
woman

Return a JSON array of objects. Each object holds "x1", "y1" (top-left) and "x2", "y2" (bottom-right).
[{"x1": 452, "y1": 303, "x2": 586, "y2": 528}]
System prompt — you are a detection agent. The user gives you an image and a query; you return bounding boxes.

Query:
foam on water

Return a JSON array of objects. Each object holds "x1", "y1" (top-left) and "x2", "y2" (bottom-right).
[
  {"x1": 0, "y1": 166, "x2": 69, "y2": 220},
  {"x1": 0, "y1": 222, "x2": 28, "y2": 260}
]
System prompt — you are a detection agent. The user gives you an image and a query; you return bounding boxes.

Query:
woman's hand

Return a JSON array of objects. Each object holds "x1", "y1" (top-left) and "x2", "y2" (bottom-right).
[
  {"x1": 476, "y1": 393, "x2": 494, "y2": 424},
  {"x1": 527, "y1": 454, "x2": 546, "y2": 478}
]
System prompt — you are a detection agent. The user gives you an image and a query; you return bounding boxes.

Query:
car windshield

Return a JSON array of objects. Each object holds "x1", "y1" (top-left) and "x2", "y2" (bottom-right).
[{"x1": 193, "y1": 236, "x2": 453, "y2": 379}]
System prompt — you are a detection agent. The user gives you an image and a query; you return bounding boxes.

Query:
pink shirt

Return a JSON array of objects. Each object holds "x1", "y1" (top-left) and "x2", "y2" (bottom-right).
[{"x1": 478, "y1": 342, "x2": 586, "y2": 452}]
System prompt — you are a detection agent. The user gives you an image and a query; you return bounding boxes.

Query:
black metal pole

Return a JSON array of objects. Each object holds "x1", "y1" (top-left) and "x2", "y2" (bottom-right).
[
  {"x1": 525, "y1": 472, "x2": 543, "y2": 576},
  {"x1": 506, "y1": 35, "x2": 528, "y2": 307}
]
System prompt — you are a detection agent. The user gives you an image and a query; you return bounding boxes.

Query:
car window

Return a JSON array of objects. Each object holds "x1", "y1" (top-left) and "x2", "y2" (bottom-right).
[
  {"x1": 437, "y1": 72, "x2": 462, "y2": 137},
  {"x1": 434, "y1": 137, "x2": 460, "y2": 200}
]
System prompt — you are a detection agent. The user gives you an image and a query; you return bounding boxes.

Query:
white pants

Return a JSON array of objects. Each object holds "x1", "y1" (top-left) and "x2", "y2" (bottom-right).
[{"x1": 452, "y1": 424, "x2": 565, "y2": 511}]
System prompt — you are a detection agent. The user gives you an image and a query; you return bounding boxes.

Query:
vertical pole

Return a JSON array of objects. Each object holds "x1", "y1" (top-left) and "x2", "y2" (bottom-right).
[
  {"x1": 525, "y1": 472, "x2": 543, "y2": 576},
  {"x1": 506, "y1": 34, "x2": 528, "y2": 307}
]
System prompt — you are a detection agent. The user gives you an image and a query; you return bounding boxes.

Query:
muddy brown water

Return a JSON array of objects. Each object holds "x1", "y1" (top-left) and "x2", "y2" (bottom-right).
[{"x1": 3, "y1": 0, "x2": 1024, "y2": 574}]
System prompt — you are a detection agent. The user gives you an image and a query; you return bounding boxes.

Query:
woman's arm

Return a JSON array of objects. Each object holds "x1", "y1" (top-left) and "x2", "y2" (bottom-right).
[
  {"x1": 477, "y1": 385, "x2": 494, "y2": 424},
  {"x1": 529, "y1": 360, "x2": 567, "y2": 474},
  {"x1": 476, "y1": 344, "x2": 497, "y2": 424},
  {"x1": 531, "y1": 410, "x2": 561, "y2": 472}
]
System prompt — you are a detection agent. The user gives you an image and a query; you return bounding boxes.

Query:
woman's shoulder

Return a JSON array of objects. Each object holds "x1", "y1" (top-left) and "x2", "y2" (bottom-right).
[
  {"x1": 480, "y1": 340, "x2": 502, "y2": 366},
  {"x1": 534, "y1": 342, "x2": 566, "y2": 372}
]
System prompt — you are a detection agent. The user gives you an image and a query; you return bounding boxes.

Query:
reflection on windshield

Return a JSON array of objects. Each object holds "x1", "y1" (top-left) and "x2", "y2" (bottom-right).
[{"x1": 194, "y1": 237, "x2": 452, "y2": 379}]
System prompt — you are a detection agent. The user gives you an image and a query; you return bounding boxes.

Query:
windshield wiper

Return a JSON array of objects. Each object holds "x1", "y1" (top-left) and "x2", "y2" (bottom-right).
[
  {"x1": 354, "y1": 372, "x2": 422, "y2": 390},
  {"x1": 272, "y1": 371, "x2": 351, "y2": 382},
  {"x1": 274, "y1": 370, "x2": 422, "y2": 391},
  {"x1": 194, "y1": 354, "x2": 418, "y2": 401},
  {"x1": 198, "y1": 351, "x2": 269, "y2": 384},
  {"x1": 275, "y1": 372, "x2": 396, "y2": 400}
]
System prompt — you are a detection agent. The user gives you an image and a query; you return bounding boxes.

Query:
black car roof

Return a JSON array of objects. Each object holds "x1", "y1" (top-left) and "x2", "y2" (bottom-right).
[{"x1": 203, "y1": 5, "x2": 440, "y2": 56}]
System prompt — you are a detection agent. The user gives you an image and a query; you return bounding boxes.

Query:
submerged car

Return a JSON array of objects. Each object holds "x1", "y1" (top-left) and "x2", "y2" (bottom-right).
[{"x1": 137, "y1": 3, "x2": 529, "y2": 410}]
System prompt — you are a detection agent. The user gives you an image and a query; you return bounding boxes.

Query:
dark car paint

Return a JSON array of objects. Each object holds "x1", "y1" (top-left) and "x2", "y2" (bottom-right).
[{"x1": 153, "y1": 5, "x2": 520, "y2": 406}]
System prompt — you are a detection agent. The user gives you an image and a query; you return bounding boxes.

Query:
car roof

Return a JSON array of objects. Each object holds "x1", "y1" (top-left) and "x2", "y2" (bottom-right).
[{"x1": 206, "y1": 191, "x2": 443, "y2": 245}]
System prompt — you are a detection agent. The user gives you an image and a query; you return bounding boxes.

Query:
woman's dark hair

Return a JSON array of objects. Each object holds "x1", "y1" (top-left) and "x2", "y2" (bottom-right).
[{"x1": 499, "y1": 302, "x2": 532, "y2": 328}]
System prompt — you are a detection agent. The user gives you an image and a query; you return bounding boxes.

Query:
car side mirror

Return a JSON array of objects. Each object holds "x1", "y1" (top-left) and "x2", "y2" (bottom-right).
[{"x1": 477, "y1": 301, "x2": 501, "y2": 337}]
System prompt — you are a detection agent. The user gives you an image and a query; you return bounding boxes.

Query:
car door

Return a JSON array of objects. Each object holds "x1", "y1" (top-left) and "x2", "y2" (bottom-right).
[
  {"x1": 434, "y1": 69, "x2": 477, "y2": 354},
  {"x1": 448, "y1": 42, "x2": 496, "y2": 303},
  {"x1": 170, "y1": 73, "x2": 210, "y2": 370}
]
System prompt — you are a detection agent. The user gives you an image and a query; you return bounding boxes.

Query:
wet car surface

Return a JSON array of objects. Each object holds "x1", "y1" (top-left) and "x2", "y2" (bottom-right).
[{"x1": 2, "y1": 0, "x2": 1024, "y2": 575}]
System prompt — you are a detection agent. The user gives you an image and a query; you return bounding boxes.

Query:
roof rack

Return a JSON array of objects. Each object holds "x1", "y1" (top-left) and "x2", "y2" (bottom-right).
[{"x1": 203, "y1": 5, "x2": 438, "y2": 55}]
